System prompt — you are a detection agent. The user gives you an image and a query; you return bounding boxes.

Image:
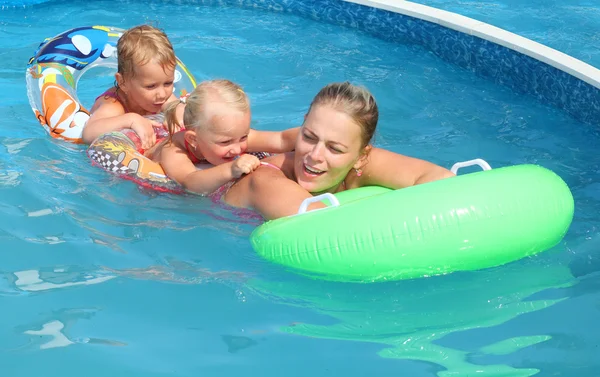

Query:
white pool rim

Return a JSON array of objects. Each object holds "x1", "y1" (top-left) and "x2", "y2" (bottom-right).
[{"x1": 347, "y1": 0, "x2": 600, "y2": 90}]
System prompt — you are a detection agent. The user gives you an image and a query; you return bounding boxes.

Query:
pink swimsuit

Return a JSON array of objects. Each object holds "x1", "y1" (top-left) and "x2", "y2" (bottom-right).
[
  {"x1": 259, "y1": 161, "x2": 281, "y2": 170},
  {"x1": 184, "y1": 136, "x2": 209, "y2": 164},
  {"x1": 96, "y1": 88, "x2": 130, "y2": 112}
]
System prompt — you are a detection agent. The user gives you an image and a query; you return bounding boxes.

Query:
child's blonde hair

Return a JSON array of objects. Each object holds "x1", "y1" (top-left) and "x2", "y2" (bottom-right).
[
  {"x1": 164, "y1": 79, "x2": 250, "y2": 138},
  {"x1": 117, "y1": 24, "x2": 176, "y2": 79}
]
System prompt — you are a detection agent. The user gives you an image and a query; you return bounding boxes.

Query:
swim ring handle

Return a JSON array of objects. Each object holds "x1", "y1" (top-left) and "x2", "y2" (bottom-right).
[
  {"x1": 451, "y1": 158, "x2": 492, "y2": 174},
  {"x1": 295, "y1": 159, "x2": 491, "y2": 215},
  {"x1": 298, "y1": 193, "x2": 340, "y2": 214}
]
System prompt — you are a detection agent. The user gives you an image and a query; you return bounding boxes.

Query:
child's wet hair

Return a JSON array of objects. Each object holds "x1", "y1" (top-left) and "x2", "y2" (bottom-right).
[
  {"x1": 164, "y1": 79, "x2": 250, "y2": 138},
  {"x1": 308, "y1": 81, "x2": 378, "y2": 148},
  {"x1": 116, "y1": 24, "x2": 176, "y2": 79}
]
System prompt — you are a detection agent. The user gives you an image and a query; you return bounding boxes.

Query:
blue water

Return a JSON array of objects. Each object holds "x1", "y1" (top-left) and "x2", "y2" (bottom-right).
[{"x1": 1, "y1": 1, "x2": 599, "y2": 376}]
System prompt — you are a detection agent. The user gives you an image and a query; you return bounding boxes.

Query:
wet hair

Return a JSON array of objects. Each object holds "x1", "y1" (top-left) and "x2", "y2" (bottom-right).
[
  {"x1": 163, "y1": 79, "x2": 250, "y2": 138},
  {"x1": 307, "y1": 81, "x2": 378, "y2": 148},
  {"x1": 116, "y1": 24, "x2": 176, "y2": 80}
]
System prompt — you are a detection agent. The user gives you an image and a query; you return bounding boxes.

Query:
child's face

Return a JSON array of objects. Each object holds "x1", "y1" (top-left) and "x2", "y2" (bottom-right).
[
  {"x1": 120, "y1": 60, "x2": 175, "y2": 114},
  {"x1": 195, "y1": 107, "x2": 251, "y2": 166}
]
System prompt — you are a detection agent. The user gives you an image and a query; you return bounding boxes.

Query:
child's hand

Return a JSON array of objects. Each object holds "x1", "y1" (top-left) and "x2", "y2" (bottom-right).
[
  {"x1": 231, "y1": 154, "x2": 260, "y2": 178},
  {"x1": 129, "y1": 114, "x2": 161, "y2": 150}
]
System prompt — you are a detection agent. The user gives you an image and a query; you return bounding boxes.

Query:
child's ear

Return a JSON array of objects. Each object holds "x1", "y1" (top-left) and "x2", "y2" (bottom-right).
[
  {"x1": 115, "y1": 72, "x2": 125, "y2": 89},
  {"x1": 183, "y1": 130, "x2": 198, "y2": 149}
]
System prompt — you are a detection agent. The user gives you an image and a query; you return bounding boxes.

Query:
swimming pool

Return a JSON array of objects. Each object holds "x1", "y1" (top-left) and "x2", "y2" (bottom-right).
[
  {"x1": 414, "y1": 0, "x2": 600, "y2": 69},
  {"x1": 1, "y1": 0, "x2": 599, "y2": 376}
]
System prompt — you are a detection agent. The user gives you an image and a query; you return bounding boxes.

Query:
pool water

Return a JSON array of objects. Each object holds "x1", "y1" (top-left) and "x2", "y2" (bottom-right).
[
  {"x1": 1, "y1": 1, "x2": 599, "y2": 376},
  {"x1": 416, "y1": 0, "x2": 600, "y2": 68}
]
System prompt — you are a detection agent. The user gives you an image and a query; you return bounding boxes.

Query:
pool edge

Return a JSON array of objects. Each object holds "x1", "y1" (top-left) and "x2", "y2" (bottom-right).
[{"x1": 346, "y1": 0, "x2": 600, "y2": 90}]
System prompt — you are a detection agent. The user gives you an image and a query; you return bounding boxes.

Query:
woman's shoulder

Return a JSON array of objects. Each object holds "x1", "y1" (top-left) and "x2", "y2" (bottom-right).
[
  {"x1": 223, "y1": 152, "x2": 294, "y2": 207},
  {"x1": 262, "y1": 152, "x2": 296, "y2": 175}
]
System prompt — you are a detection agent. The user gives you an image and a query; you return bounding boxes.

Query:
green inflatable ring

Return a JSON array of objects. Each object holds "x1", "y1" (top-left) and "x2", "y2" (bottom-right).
[{"x1": 249, "y1": 161, "x2": 574, "y2": 283}]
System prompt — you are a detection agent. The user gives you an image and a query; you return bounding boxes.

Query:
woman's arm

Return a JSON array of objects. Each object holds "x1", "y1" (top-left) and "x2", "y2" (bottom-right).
[
  {"x1": 358, "y1": 147, "x2": 455, "y2": 189},
  {"x1": 246, "y1": 127, "x2": 300, "y2": 153}
]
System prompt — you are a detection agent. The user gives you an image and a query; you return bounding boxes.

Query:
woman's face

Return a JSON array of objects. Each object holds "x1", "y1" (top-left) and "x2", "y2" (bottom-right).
[{"x1": 294, "y1": 105, "x2": 365, "y2": 194}]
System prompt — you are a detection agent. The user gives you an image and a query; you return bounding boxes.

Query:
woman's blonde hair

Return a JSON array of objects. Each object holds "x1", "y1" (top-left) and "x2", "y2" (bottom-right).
[
  {"x1": 164, "y1": 79, "x2": 250, "y2": 138},
  {"x1": 308, "y1": 82, "x2": 378, "y2": 148},
  {"x1": 117, "y1": 24, "x2": 176, "y2": 79}
]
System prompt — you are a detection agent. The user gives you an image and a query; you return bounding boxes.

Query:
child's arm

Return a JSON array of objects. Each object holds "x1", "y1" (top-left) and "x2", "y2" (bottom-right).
[
  {"x1": 246, "y1": 127, "x2": 300, "y2": 153},
  {"x1": 83, "y1": 100, "x2": 159, "y2": 147},
  {"x1": 160, "y1": 145, "x2": 261, "y2": 195}
]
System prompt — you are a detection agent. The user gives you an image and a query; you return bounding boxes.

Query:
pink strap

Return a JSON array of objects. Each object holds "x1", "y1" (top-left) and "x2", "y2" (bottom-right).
[
  {"x1": 259, "y1": 161, "x2": 281, "y2": 171},
  {"x1": 95, "y1": 88, "x2": 130, "y2": 112}
]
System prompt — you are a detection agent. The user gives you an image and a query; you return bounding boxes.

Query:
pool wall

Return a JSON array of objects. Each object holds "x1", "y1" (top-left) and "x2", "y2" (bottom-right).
[
  {"x1": 6, "y1": 0, "x2": 600, "y2": 125},
  {"x1": 188, "y1": 0, "x2": 600, "y2": 125},
  {"x1": 346, "y1": 0, "x2": 600, "y2": 126}
]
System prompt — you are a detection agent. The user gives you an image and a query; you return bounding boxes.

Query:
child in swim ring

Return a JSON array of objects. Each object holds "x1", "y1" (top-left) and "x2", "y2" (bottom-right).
[
  {"x1": 82, "y1": 24, "x2": 184, "y2": 149},
  {"x1": 147, "y1": 79, "x2": 299, "y2": 195}
]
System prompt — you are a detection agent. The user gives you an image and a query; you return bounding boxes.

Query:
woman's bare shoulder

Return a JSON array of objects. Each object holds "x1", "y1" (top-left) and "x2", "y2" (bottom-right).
[{"x1": 224, "y1": 152, "x2": 294, "y2": 208}]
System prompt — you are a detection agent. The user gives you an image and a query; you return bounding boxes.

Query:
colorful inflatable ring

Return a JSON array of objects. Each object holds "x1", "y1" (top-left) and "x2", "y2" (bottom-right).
[
  {"x1": 87, "y1": 130, "x2": 184, "y2": 193},
  {"x1": 87, "y1": 129, "x2": 273, "y2": 193},
  {"x1": 249, "y1": 160, "x2": 575, "y2": 283},
  {"x1": 25, "y1": 25, "x2": 196, "y2": 143}
]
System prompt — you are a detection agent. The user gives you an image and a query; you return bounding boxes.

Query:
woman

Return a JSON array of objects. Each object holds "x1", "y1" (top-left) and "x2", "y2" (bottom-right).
[{"x1": 222, "y1": 81, "x2": 455, "y2": 220}]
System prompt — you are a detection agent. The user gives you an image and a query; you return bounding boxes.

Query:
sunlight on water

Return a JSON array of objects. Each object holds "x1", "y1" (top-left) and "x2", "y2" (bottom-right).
[{"x1": 0, "y1": 0, "x2": 598, "y2": 376}]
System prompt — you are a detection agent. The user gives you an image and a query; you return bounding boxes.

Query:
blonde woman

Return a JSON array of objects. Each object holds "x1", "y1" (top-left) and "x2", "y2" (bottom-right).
[{"x1": 223, "y1": 82, "x2": 454, "y2": 220}]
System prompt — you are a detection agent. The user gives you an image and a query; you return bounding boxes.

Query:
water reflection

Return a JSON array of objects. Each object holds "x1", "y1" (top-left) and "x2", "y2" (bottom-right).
[
  {"x1": 24, "y1": 320, "x2": 73, "y2": 349},
  {"x1": 12, "y1": 268, "x2": 115, "y2": 293},
  {"x1": 2, "y1": 259, "x2": 248, "y2": 296},
  {"x1": 19, "y1": 308, "x2": 126, "y2": 351},
  {"x1": 246, "y1": 260, "x2": 575, "y2": 376},
  {"x1": 102, "y1": 258, "x2": 248, "y2": 285}
]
